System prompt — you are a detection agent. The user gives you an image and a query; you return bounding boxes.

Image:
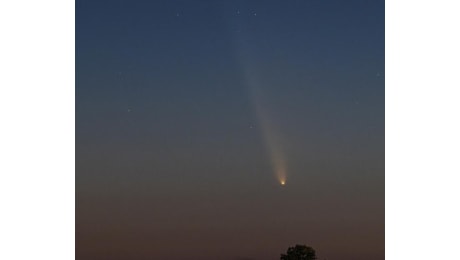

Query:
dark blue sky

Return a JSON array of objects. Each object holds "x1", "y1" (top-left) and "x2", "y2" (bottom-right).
[{"x1": 76, "y1": 1, "x2": 384, "y2": 259}]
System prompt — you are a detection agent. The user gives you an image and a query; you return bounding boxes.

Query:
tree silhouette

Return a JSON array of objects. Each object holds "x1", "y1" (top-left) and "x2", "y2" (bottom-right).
[{"x1": 280, "y1": 244, "x2": 317, "y2": 260}]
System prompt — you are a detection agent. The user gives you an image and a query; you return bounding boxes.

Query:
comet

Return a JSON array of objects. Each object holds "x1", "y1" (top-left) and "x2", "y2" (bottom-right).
[{"x1": 228, "y1": 15, "x2": 289, "y2": 186}]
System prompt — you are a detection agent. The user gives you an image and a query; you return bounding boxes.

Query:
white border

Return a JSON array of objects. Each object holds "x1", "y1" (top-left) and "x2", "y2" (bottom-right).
[
  {"x1": 0, "y1": 0, "x2": 75, "y2": 260},
  {"x1": 386, "y1": 0, "x2": 460, "y2": 259}
]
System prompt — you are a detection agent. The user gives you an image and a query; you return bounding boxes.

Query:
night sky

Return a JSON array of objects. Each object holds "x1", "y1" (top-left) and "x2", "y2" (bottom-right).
[{"x1": 76, "y1": 1, "x2": 384, "y2": 259}]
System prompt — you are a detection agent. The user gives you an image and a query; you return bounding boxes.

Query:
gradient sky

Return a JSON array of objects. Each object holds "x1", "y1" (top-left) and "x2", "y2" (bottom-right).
[{"x1": 76, "y1": 1, "x2": 384, "y2": 259}]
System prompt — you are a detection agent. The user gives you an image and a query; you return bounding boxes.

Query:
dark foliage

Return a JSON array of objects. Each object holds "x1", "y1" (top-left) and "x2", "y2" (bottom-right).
[{"x1": 280, "y1": 244, "x2": 317, "y2": 260}]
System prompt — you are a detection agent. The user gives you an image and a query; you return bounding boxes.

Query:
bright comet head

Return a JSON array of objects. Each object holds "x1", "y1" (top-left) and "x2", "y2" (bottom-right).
[{"x1": 280, "y1": 180, "x2": 286, "y2": 186}]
